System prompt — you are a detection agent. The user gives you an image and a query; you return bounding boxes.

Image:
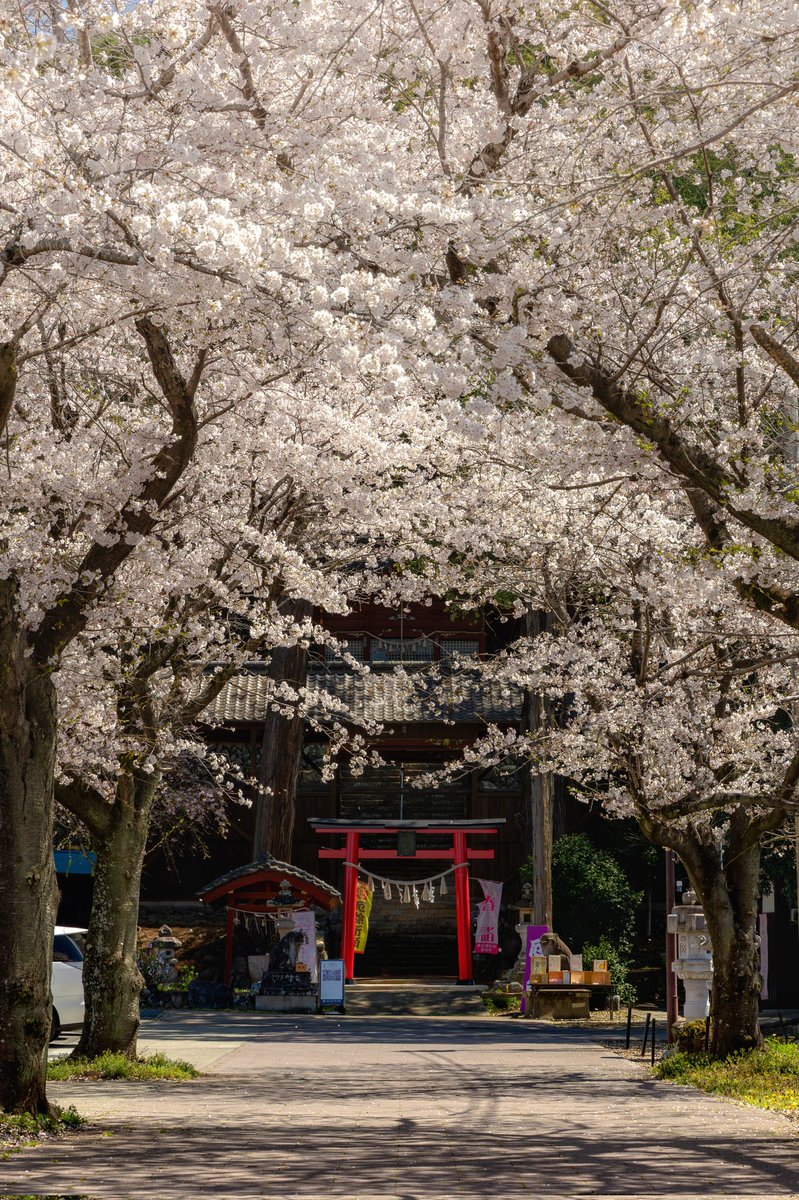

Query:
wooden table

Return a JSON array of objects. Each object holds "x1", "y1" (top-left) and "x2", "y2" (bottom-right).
[{"x1": 524, "y1": 983, "x2": 611, "y2": 1019}]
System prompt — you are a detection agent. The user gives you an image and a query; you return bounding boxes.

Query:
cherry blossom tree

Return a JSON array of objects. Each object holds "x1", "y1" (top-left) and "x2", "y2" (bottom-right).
[
  {"x1": 52, "y1": 363, "x2": 432, "y2": 1060},
  {"x1": 496, "y1": 560, "x2": 799, "y2": 1057},
  {"x1": 408, "y1": 434, "x2": 798, "y2": 1053},
  {"x1": 0, "y1": 0, "x2": 452, "y2": 1110},
  {"x1": 335, "y1": 0, "x2": 799, "y2": 1051},
  {"x1": 5, "y1": 0, "x2": 798, "y2": 1105}
]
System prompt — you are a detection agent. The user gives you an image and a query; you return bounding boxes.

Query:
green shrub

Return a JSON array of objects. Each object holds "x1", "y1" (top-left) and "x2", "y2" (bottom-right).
[
  {"x1": 482, "y1": 991, "x2": 521, "y2": 1014},
  {"x1": 673, "y1": 1019, "x2": 709, "y2": 1054},
  {"x1": 582, "y1": 936, "x2": 637, "y2": 1006},
  {"x1": 0, "y1": 1105, "x2": 85, "y2": 1150},
  {"x1": 549, "y1": 834, "x2": 643, "y2": 955},
  {"x1": 177, "y1": 962, "x2": 198, "y2": 989},
  {"x1": 654, "y1": 1038, "x2": 799, "y2": 1112}
]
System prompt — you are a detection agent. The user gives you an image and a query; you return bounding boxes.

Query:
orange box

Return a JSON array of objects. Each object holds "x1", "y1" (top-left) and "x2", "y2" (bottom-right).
[
  {"x1": 548, "y1": 971, "x2": 564, "y2": 984},
  {"x1": 570, "y1": 971, "x2": 586, "y2": 985}
]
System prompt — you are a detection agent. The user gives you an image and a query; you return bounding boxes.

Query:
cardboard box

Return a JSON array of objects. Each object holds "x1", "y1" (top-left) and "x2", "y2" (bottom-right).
[
  {"x1": 570, "y1": 970, "x2": 586, "y2": 985},
  {"x1": 548, "y1": 971, "x2": 564, "y2": 984},
  {"x1": 587, "y1": 970, "x2": 611, "y2": 985},
  {"x1": 548, "y1": 954, "x2": 563, "y2": 972},
  {"x1": 530, "y1": 955, "x2": 547, "y2": 975},
  {"x1": 569, "y1": 955, "x2": 583, "y2": 973},
  {"x1": 562, "y1": 971, "x2": 571, "y2": 985},
  {"x1": 593, "y1": 959, "x2": 608, "y2": 973}
]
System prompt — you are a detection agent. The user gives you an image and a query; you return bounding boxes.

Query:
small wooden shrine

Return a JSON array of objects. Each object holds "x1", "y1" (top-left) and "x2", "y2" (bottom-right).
[{"x1": 198, "y1": 855, "x2": 341, "y2": 988}]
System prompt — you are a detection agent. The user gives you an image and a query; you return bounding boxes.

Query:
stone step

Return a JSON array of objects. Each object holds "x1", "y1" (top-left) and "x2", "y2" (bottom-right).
[{"x1": 344, "y1": 979, "x2": 486, "y2": 1016}]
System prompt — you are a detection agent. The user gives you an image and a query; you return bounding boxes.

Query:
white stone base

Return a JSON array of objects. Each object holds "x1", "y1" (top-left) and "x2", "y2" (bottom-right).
[{"x1": 683, "y1": 988, "x2": 710, "y2": 1021}]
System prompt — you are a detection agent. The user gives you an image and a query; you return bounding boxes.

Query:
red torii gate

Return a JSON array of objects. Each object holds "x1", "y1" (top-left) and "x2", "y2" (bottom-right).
[{"x1": 309, "y1": 818, "x2": 505, "y2": 984}]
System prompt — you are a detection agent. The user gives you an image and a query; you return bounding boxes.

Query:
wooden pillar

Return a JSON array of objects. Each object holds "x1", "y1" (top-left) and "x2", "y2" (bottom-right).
[
  {"x1": 453, "y1": 831, "x2": 473, "y2": 984},
  {"x1": 528, "y1": 768, "x2": 553, "y2": 928},
  {"x1": 342, "y1": 831, "x2": 359, "y2": 982},
  {"x1": 666, "y1": 850, "x2": 679, "y2": 1040},
  {"x1": 522, "y1": 609, "x2": 554, "y2": 929},
  {"x1": 224, "y1": 905, "x2": 235, "y2": 987}
]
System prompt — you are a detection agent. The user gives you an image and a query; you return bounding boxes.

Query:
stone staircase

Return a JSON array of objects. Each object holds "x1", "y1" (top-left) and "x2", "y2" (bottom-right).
[{"x1": 343, "y1": 978, "x2": 485, "y2": 1017}]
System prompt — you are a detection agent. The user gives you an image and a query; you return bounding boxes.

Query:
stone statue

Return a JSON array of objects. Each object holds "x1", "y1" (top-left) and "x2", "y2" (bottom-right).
[{"x1": 266, "y1": 929, "x2": 308, "y2": 974}]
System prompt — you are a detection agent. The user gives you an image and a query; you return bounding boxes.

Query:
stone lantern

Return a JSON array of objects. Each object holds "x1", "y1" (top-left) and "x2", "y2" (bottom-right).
[
  {"x1": 667, "y1": 889, "x2": 712, "y2": 1021},
  {"x1": 148, "y1": 924, "x2": 183, "y2": 987}
]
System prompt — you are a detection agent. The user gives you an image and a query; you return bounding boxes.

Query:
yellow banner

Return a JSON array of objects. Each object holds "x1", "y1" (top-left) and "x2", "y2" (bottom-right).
[{"x1": 354, "y1": 880, "x2": 374, "y2": 954}]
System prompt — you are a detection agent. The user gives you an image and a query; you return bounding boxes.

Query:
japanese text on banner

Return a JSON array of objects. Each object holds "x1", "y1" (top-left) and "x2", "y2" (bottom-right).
[
  {"x1": 354, "y1": 880, "x2": 374, "y2": 954},
  {"x1": 474, "y1": 879, "x2": 503, "y2": 954}
]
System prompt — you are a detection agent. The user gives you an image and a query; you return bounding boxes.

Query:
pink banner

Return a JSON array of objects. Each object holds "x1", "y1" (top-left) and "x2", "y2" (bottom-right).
[{"x1": 474, "y1": 879, "x2": 503, "y2": 954}]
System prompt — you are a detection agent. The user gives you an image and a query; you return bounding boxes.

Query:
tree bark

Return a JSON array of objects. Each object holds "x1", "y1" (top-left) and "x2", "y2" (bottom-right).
[
  {"x1": 0, "y1": 323, "x2": 201, "y2": 1108},
  {"x1": 0, "y1": 581, "x2": 58, "y2": 1114},
  {"x1": 253, "y1": 599, "x2": 312, "y2": 863},
  {"x1": 521, "y1": 610, "x2": 554, "y2": 927},
  {"x1": 523, "y1": 756, "x2": 553, "y2": 928},
  {"x1": 63, "y1": 771, "x2": 157, "y2": 1060},
  {"x1": 680, "y1": 825, "x2": 764, "y2": 1056},
  {"x1": 638, "y1": 805, "x2": 767, "y2": 1056}
]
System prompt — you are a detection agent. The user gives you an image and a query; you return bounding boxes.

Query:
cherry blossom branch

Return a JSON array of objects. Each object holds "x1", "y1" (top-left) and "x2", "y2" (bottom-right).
[
  {"x1": 32, "y1": 319, "x2": 203, "y2": 663},
  {"x1": 55, "y1": 776, "x2": 112, "y2": 840},
  {"x1": 461, "y1": 25, "x2": 631, "y2": 194},
  {"x1": 546, "y1": 333, "x2": 799, "y2": 563},
  {"x1": 749, "y1": 324, "x2": 799, "y2": 392},
  {"x1": 210, "y1": 4, "x2": 269, "y2": 132}
]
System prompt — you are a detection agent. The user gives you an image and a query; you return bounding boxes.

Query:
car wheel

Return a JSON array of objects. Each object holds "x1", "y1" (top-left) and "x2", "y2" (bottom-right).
[{"x1": 50, "y1": 1010, "x2": 61, "y2": 1042}]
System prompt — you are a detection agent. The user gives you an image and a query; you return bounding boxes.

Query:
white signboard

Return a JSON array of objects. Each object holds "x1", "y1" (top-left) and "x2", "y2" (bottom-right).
[{"x1": 319, "y1": 959, "x2": 346, "y2": 1007}]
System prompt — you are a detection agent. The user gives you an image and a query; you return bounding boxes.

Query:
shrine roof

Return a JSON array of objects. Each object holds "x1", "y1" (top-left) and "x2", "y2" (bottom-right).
[
  {"x1": 200, "y1": 662, "x2": 523, "y2": 727},
  {"x1": 198, "y1": 855, "x2": 341, "y2": 908}
]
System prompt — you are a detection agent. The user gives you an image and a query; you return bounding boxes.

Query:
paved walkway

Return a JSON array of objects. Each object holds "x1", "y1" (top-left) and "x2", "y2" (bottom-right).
[{"x1": 1, "y1": 1010, "x2": 798, "y2": 1200}]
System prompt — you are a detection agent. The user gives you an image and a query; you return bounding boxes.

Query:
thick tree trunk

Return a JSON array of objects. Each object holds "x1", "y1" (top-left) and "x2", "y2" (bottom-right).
[
  {"x1": 72, "y1": 771, "x2": 157, "y2": 1060},
  {"x1": 524, "y1": 764, "x2": 553, "y2": 928},
  {"x1": 253, "y1": 602, "x2": 312, "y2": 862},
  {"x1": 521, "y1": 610, "x2": 554, "y2": 927},
  {"x1": 639, "y1": 805, "x2": 766, "y2": 1057},
  {"x1": 0, "y1": 582, "x2": 58, "y2": 1114},
  {"x1": 682, "y1": 829, "x2": 763, "y2": 1056}
]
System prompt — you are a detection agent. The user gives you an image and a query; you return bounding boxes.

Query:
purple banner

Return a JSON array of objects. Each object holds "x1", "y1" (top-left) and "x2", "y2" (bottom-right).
[{"x1": 521, "y1": 925, "x2": 550, "y2": 1014}]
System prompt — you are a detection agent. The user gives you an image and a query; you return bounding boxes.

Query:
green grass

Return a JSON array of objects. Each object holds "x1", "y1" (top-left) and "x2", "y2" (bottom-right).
[
  {"x1": 654, "y1": 1037, "x2": 799, "y2": 1113},
  {"x1": 0, "y1": 1106, "x2": 84, "y2": 1156},
  {"x1": 47, "y1": 1051, "x2": 199, "y2": 1082}
]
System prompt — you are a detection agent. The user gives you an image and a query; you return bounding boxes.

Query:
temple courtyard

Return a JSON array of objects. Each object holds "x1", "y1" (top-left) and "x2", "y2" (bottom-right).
[{"x1": 1, "y1": 1005, "x2": 798, "y2": 1200}]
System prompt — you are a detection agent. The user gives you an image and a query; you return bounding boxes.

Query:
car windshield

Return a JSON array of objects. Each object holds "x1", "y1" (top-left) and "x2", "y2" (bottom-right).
[{"x1": 53, "y1": 933, "x2": 83, "y2": 963}]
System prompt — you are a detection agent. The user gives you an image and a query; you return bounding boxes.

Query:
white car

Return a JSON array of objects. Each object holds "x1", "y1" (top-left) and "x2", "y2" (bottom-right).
[{"x1": 51, "y1": 925, "x2": 86, "y2": 1039}]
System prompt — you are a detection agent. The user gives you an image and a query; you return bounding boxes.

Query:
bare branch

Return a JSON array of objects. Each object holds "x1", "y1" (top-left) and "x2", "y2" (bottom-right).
[{"x1": 0, "y1": 342, "x2": 17, "y2": 438}]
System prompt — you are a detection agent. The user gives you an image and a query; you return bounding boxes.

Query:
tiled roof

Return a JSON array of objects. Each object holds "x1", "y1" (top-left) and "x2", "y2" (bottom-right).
[
  {"x1": 198, "y1": 855, "x2": 341, "y2": 901},
  {"x1": 201, "y1": 663, "x2": 523, "y2": 727}
]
